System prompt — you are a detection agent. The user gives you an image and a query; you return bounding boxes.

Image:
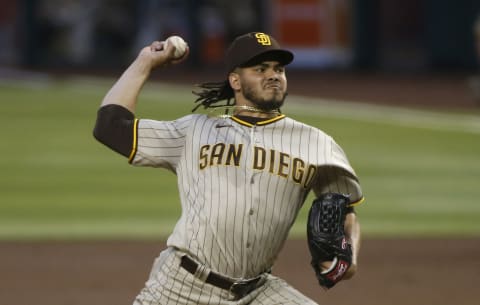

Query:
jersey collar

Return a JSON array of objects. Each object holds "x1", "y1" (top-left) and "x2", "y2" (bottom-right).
[{"x1": 231, "y1": 114, "x2": 286, "y2": 127}]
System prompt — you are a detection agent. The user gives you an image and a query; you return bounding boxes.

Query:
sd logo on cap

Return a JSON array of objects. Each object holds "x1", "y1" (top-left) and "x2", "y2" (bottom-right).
[{"x1": 225, "y1": 32, "x2": 294, "y2": 73}]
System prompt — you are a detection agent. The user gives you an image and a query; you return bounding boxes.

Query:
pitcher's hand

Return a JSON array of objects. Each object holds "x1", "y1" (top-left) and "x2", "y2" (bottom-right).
[{"x1": 137, "y1": 40, "x2": 190, "y2": 70}]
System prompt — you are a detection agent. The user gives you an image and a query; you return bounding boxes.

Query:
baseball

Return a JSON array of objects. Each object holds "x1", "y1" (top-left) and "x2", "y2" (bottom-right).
[{"x1": 166, "y1": 35, "x2": 188, "y2": 59}]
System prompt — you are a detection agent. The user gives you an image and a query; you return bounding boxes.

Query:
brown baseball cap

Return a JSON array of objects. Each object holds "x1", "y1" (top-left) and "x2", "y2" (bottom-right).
[{"x1": 225, "y1": 32, "x2": 294, "y2": 73}]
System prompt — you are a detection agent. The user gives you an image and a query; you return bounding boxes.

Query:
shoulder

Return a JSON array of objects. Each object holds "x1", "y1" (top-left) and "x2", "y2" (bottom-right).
[
  {"x1": 173, "y1": 113, "x2": 207, "y2": 125},
  {"x1": 283, "y1": 116, "x2": 333, "y2": 139}
]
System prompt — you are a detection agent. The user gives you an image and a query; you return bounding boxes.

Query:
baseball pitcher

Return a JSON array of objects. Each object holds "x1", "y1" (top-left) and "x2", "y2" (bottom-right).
[{"x1": 94, "y1": 32, "x2": 364, "y2": 304}]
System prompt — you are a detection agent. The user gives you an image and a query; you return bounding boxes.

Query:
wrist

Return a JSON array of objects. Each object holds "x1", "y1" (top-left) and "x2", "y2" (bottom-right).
[
  {"x1": 133, "y1": 55, "x2": 154, "y2": 75},
  {"x1": 343, "y1": 262, "x2": 357, "y2": 279}
]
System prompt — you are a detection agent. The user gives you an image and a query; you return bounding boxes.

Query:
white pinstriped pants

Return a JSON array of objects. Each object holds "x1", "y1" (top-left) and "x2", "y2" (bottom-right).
[{"x1": 133, "y1": 247, "x2": 318, "y2": 305}]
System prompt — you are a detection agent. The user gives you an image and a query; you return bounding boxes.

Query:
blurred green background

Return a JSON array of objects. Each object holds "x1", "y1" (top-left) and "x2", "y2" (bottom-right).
[{"x1": 1, "y1": 77, "x2": 479, "y2": 240}]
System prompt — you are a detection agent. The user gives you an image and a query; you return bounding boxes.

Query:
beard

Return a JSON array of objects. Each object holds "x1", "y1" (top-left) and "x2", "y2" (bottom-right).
[{"x1": 242, "y1": 85, "x2": 287, "y2": 111}]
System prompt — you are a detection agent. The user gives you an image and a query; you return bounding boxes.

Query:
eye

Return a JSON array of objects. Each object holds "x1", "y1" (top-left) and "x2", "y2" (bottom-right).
[
  {"x1": 255, "y1": 66, "x2": 266, "y2": 73},
  {"x1": 275, "y1": 66, "x2": 285, "y2": 73}
]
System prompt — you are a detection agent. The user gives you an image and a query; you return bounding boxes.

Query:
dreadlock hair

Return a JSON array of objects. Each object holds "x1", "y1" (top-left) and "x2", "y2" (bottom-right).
[{"x1": 192, "y1": 80, "x2": 235, "y2": 112}]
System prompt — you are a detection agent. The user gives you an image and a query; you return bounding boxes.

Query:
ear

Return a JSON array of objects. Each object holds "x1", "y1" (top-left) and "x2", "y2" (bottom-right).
[{"x1": 228, "y1": 72, "x2": 241, "y2": 91}]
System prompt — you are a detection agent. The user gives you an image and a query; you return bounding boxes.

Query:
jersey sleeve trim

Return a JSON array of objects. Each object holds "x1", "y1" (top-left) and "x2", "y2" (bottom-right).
[{"x1": 128, "y1": 118, "x2": 139, "y2": 163}]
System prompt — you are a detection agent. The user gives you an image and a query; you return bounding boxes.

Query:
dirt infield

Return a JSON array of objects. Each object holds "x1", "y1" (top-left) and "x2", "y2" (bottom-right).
[{"x1": 1, "y1": 238, "x2": 479, "y2": 305}]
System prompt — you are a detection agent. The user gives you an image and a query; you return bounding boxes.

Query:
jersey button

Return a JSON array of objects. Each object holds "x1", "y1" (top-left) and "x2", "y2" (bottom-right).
[
  {"x1": 249, "y1": 209, "x2": 254, "y2": 215},
  {"x1": 246, "y1": 242, "x2": 251, "y2": 248}
]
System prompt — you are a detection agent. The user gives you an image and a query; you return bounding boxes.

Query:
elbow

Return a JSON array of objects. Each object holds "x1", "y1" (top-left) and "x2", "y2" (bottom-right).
[
  {"x1": 93, "y1": 120, "x2": 101, "y2": 142},
  {"x1": 93, "y1": 126, "x2": 104, "y2": 144},
  {"x1": 93, "y1": 113, "x2": 109, "y2": 145},
  {"x1": 92, "y1": 104, "x2": 135, "y2": 157},
  {"x1": 93, "y1": 104, "x2": 134, "y2": 145}
]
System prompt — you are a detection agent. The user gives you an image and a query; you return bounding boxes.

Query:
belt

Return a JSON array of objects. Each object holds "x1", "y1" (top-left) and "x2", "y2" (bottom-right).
[{"x1": 180, "y1": 255, "x2": 264, "y2": 299}]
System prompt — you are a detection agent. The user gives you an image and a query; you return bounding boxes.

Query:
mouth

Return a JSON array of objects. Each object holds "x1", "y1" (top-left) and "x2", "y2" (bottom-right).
[{"x1": 264, "y1": 83, "x2": 282, "y2": 90}]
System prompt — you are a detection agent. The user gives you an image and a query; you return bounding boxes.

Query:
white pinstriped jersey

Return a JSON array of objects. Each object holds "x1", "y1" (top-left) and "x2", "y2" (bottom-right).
[{"x1": 130, "y1": 113, "x2": 363, "y2": 279}]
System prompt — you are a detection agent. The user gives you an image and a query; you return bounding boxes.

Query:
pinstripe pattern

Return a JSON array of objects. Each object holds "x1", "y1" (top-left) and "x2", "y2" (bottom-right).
[
  {"x1": 133, "y1": 248, "x2": 318, "y2": 305},
  {"x1": 131, "y1": 113, "x2": 362, "y2": 304}
]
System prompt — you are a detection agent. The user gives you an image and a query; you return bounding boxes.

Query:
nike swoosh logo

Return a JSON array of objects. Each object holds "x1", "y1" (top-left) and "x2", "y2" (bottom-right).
[{"x1": 215, "y1": 124, "x2": 232, "y2": 128}]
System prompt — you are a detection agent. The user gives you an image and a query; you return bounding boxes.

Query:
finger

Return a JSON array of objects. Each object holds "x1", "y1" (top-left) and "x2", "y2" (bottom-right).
[
  {"x1": 170, "y1": 46, "x2": 190, "y2": 64},
  {"x1": 320, "y1": 260, "x2": 334, "y2": 272},
  {"x1": 163, "y1": 40, "x2": 177, "y2": 58},
  {"x1": 150, "y1": 41, "x2": 164, "y2": 52}
]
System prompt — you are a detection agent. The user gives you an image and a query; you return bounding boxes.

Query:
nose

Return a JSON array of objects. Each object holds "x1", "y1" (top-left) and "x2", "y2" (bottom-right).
[{"x1": 267, "y1": 69, "x2": 280, "y2": 81}]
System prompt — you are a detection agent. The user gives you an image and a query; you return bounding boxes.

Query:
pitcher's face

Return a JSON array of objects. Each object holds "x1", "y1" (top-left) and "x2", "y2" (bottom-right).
[{"x1": 231, "y1": 61, "x2": 288, "y2": 111}]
